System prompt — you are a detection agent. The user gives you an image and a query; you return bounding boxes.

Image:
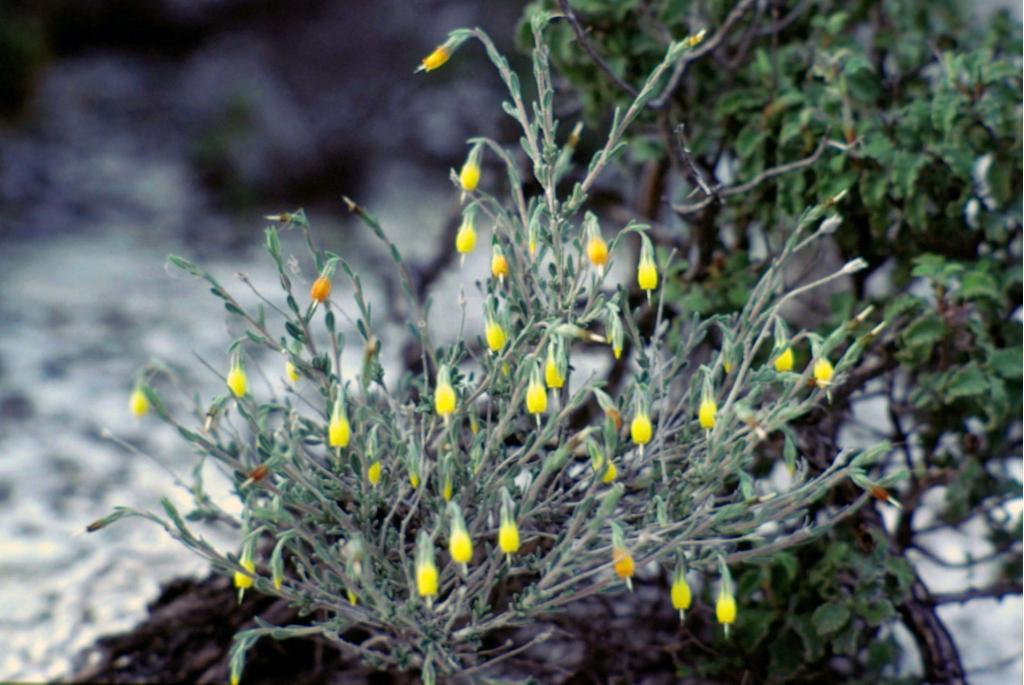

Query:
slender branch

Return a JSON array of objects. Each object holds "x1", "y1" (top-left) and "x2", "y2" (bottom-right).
[
  {"x1": 672, "y1": 133, "x2": 830, "y2": 214},
  {"x1": 555, "y1": 0, "x2": 638, "y2": 97}
]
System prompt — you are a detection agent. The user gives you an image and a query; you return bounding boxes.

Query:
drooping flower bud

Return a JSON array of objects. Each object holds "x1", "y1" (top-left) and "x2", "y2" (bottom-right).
[
  {"x1": 610, "y1": 522, "x2": 634, "y2": 591},
  {"x1": 435, "y1": 365, "x2": 457, "y2": 418},
  {"x1": 774, "y1": 346, "x2": 794, "y2": 373},
  {"x1": 637, "y1": 234, "x2": 658, "y2": 293},
  {"x1": 813, "y1": 357, "x2": 834, "y2": 388},
  {"x1": 525, "y1": 364, "x2": 547, "y2": 417},
  {"x1": 498, "y1": 489, "x2": 520, "y2": 560},
  {"x1": 485, "y1": 317, "x2": 507, "y2": 353},
  {"x1": 491, "y1": 244, "x2": 509, "y2": 280},
  {"x1": 448, "y1": 502, "x2": 473, "y2": 569},
  {"x1": 227, "y1": 355, "x2": 248, "y2": 398},
  {"x1": 671, "y1": 565, "x2": 692, "y2": 621},
  {"x1": 698, "y1": 395, "x2": 717, "y2": 430},
  {"x1": 415, "y1": 531, "x2": 439, "y2": 603},
  {"x1": 129, "y1": 384, "x2": 149, "y2": 417},
  {"x1": 455, "y1": 206, "x2": 477, "y2": 259},
  {"x1": 458, "y1": 143, "x2": 483, "y2": 193},
  {"x1": 544, "y1": 338, "x2": 567, "y2": 390},
  {"x1": 328, "y1": 395, "x2": 351, "y2": 448}
]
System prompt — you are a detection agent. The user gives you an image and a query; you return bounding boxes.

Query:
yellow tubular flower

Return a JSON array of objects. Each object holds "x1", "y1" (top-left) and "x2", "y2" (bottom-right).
[
  {"x1": 716, "y1": 590, "x2": 737, "y2": 627},
  {"x1": 227, "y1": 360, "x2": 247, "y2": 398},
  {"x1": 526, "y1": 380, "x2": 548, "y2": 415},
  {"x1": 416, "y1": 560, "x2": 438, "y2": 598},
  {"x1": 285, "y1": 360, "x2": 300, "y2": 383},
  {"x1": 449, "y1": 528, "x2": 472, "y2": 565},
  {"x1": 491, "y1": 249, "x2": 509, "y2": 280},
  {"x1": 774, "y1": 346, "x2": 794, "y2": 373},
  {"x1": 813, "y1": 358, "x2": 834, "y2": 387},
  {"x1": 587, "y1": 236, "x2": 609, "y2": 269},
  {"x1": 329, "y1": 414, "x2": 350, "y2": 448},
  {"x1": 129, "y1": 388, "x2": 149, "y2": 417},
  {"x1": 638, "y1": 260, "x2": 658, "y2": 291},
  {"x1": 498, "y1": 520, "x2": 520, "y2": 555},
  {"x1": 671, "y1": 575, "x2": 692, "y2": 619},
  {"x1": 420, "y1": 45, "x2": 450, "y2": 72},
  {"x1": 367, "y1": 461, "x2": 381, "y2": 487},
  {"x1": 459, "y1": 160, "x2": 480, "y2": 192},
  {"x1": 544, "y1": 354, "x2": 564, "y2": 389},
  {"x1": 234, "y1": 557, "x2": 255, "y2": 590},
  {"x1": 455, "y1": 218, "x2": 476, "y2": 255},
  {"x1": 435, "y1": 368, "x2": 456, "y2": 417},
  {"x1": 631, "y1": 412, "x2": 653, "y2": 445},
  {"x1": 698, "y1": 397, "x2": 717, "y2": 430},
  {"x1": 485, "y1": 319, "x2": 507, "y2": 353}
]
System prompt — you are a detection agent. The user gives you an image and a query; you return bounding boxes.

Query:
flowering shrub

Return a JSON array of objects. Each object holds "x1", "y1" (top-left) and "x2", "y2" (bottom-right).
[{"x1": 95, "y1": 14, "x2": 894, "y2": 683}]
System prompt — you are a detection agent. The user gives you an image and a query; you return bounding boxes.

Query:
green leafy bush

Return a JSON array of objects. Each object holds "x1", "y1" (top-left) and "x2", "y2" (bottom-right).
[{"x1": 523, "y1": 0, "x2": 1021, "y2": 680}]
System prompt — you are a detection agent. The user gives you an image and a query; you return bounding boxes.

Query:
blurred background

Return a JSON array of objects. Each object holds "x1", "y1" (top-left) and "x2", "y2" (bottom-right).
[{"x1": 0, "y1": 0, "x2": 1019, "y2": 682}]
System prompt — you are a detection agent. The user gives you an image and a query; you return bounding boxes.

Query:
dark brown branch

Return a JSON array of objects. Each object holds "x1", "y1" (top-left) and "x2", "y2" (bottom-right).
[
  {"x1": 754, "y1": 0, "x2": 813, "y2": 37},
  {"x1": 671, "y1": 133, "x2": 830, "y2": 215},
  {"x1": 555, "y1": 0, "x2": 639, "y2": 97}
]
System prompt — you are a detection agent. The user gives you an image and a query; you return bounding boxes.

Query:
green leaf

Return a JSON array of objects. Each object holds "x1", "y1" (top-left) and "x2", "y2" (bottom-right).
[
  {"x1": 945, "y1": 364, "x2": 989, "y2": 399},
  {"x1": 811, "y1": 602, "x2": 851, "y2": 635},
  {"x1": 988, "y1": 347, "x2": 1023, "y2": 379},
  {"x1": 901, "y1": 314, "x2": 946, "y2": 349},
  {"x1": 959, "y1": 270, "x2": 1001, "y2": 301}
]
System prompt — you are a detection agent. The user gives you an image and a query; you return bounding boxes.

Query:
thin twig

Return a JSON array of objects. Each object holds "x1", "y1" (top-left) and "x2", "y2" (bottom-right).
[{"x1": 672, "y1": 133, "x2": 831, "y2": 214}]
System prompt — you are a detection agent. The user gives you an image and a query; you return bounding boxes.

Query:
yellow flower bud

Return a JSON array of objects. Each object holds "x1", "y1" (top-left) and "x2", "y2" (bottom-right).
[
  {"x1": 129, "y1": 388, "x2": 149, "y2": 417},
  {"x1": 347, "y1": 589, "x2": 358, "y2": 606},
  {"x1": 442, "y1": 476, "x2": 453, "y2": 502},
  {"x1": 528, "y1": 236, "x2": 537, "y2": 258},
  {"x1": 671, "y1": 575, "x2": 692, "y2": 616},
  {"x1": 285, "y1": 360, "x2": 300, "y2": 383},
  {"x1": 723, "y1": 359, "x2": 734, "y2": 374},
  {"x1": 698, "y1": 397, "x2": 717, "y2": 429},
  {"x1": 329, "y1": 414, "x2": 350, "y2": 448},
  {"x1": 631, "y1": 412, "x2": 652, "y2": 445},
  {"x1": 367, "y1": 461, "x2": 382, "y2": 487},
  {"x1": 813, "y1": 357, "x2": 834, "y2": 387},
  {"x1": 409, "y1": 471, "x2": 420, "y2": 489},
  {"x1": 455, "y1": 218, "x2": 476, "y2": 255},
  {"x1": 310, "y1": 274, "x2": 331, "y2": 303},
  {"x1": 526, "y1": 380, "x2": 547, "y2": 415},
  {"x1": 544, "y1": 354, "x2": 564, "y2": 389},
  {"x1": 416, "y1": 560, "x2": 438, "y2": 597},
  {"x1": 602, "y1": 460, "x2": 617, "y2": 484},
  {"x1": 420, "y1": 45, "x2": 450, "y2": 72},
  {"x1": 637, "y1": 259, "x2": 658, "y2": 291},
  {"x1": 435, "y1": 368, "x2": 456, "y2": 417},
  {"x1": 613, "y1": 547, "x2": 634, "y2": 581},
  {"x1": 716, "y1": 590, "x2": 737, "y2": 626},
  {"x1": 485, "y1": 319, "x2": 507, "y2": 353},
  {"x1": 491, "y1": 249, "x2": 509, "y2": 279},
  {"x1": 459, "y1": 160, "x2": 480, "y2": 192},
  {"x1": 227, "y1": 361, "x2": 247, "y2": 398},
  {"x1": 774, "y1": 346, "x2": 794, "y2": 373},
  {"x1": 234, "y1": 557, "x2": 255, "y2": 590},
  {"x1": 587, "y1": 235, "x2": 609, "y2": 268},
  {"x1": 449, "y1": 528, "x2": 473, "y2": 565},
  {"x1": 498, "y1": 520, "x2": 520, "y2": 555}
]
